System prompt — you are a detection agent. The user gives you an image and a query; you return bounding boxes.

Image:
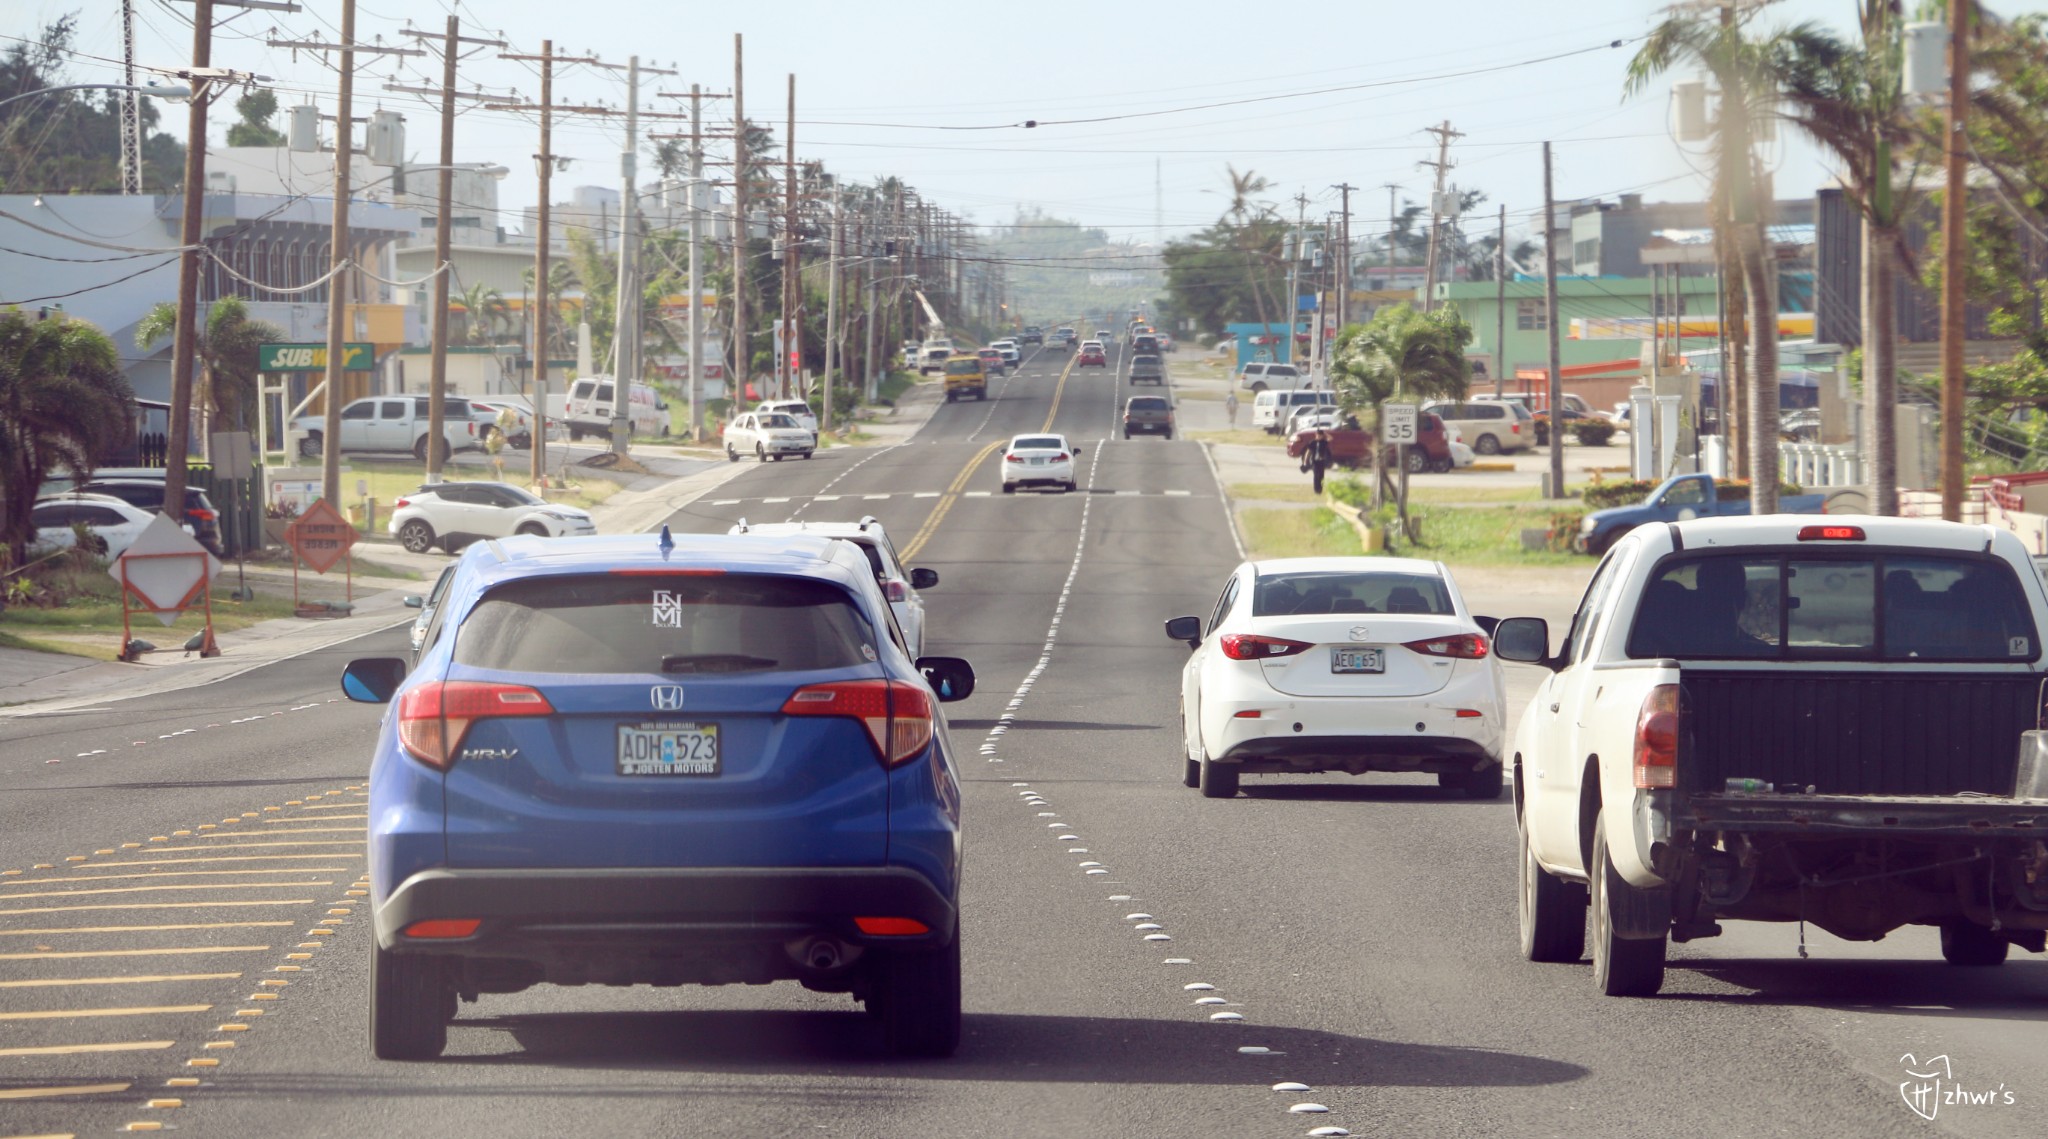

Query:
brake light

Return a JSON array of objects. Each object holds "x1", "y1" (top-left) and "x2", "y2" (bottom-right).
[
  {"x1": 393, "y1": 497, "x2": 410, "y2": 510},
  {"x1": 1005, "y1": 453, "x2": 1023, "y2": 463},
  {"x1": 1055, "y1": 452, "x2": 1070, "y2": 461},
  {"x1": 854, "y1": 916, "x2": 930, "y2": 936},
  {"x1": 885, "y1": 580, "x2": 909, "y2": 602},
  {"x1": 1403, "y1": 633, "x2": 1490, "y2": 660},
  {"x1": 1219, "y1": 633, "x2": 1313, "y2": 661},
  {"x1": 396, "y1": 680, "x2": 554, "y2": 770},
  {"x1": 1632, "y1": 684, "x2": 1680, "y2": 789},
  {"x1": 781, "y1": 679, "x2": 934, "y2": 767},
  {"x1": 1511, "y1": 422, "x2": 1522, "y2": 434},
  {"x1": 186, "y1": 508, "x2": 217, "y2": 522},
  {"x1": 1797, "y1": 524, "x2": 1865, "y2": 541},
  {"x1": 404, "y1": 919, "x2": 480, "y2": 939}
]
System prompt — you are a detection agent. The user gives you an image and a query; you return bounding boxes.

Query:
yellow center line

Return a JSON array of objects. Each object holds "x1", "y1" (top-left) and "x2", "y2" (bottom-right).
[
  {"x1": 288, "y1": 803, "x2": 364, "y2": 811},
  {"x1": 1041, "y1": 348, "x2": 1081, "y2": 432},
  {"x1": 0, "y1": 1040, "x2": 174, "y2": 1057},
  {"x1": 188, "y1": 827, "x2": 365, "y2": 837},
  {"x1": 0, "y1": 1005, "x2": 211, "y2": 1022},
  {"x1": 0, "y1": 922, "x2": 293, "y2": 937},
  {"x1": 69, "y1": 855, "x2": 354, "y2": 868},
  {"x1": 0, "y1": 945, "x2": 270, "y2": 962},
  {"x1": 0, "y1": 900, "x2": 313, "y2": 917},
  {"x1": 0, "y1": 973, "x2": 241, "y2": 990},
  {"x1": 264, "y1": 814, "x2": 365, "y2": 822},
  {"x1": 75, "y1": 841, "x2": 365, "y2": 855},
  {"x1": 900, "y1": 440, "x2": 1003, "y2": 562},
  {"x1": 6, "y1": 869, "x2": 355, "y2": 886},
  {"x1": 4, "y1": 883, "x2": 335, "y2": 901},
  {"x1": 0, "y1": 1082, "x2": 130, "y2": 1100}
]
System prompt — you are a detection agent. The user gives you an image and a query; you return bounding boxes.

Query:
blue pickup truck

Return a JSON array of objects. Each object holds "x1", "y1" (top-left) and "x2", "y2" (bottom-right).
[{"x1": 1578, "y1": 473, "x2": 1828, "y2": 555}]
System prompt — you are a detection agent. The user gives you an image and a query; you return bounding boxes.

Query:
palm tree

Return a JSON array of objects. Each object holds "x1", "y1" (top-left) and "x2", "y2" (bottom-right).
[
  {"x1": 0, "y1": 311, "x2": 135, "y2": 566},
  {"x1": 456, "y1": 282, "x2": 511, "y2": 346},
  {"x1": 1629, "y1": 7, "x2": 1791, "y2": 513},
  {"x1": 1774, "y1": 5, "x2": 1922, "y2": 515},
  {"x1": 1221, "y1": 165, "x2": 1281, "y2": 344},
  {"x1": 518, "y1": 262, "x2": 579, "y2": 360},
  {"x1": 1330, "y1": 303, "x2": 1474, "y2": 499},
  {"x1": 135, "y1": 296, "x2": 283, "y2": 440}
]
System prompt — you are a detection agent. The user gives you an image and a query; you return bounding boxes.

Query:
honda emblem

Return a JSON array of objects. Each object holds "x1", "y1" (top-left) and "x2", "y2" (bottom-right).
[{"x1": 650, "y1": 685, "x2": 685, "y2": 711}]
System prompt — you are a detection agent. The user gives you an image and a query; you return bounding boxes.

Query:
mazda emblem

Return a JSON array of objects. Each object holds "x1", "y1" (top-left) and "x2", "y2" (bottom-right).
[{"x1": 1349, "y1": 626, "x2": 1371, "y2": 642}]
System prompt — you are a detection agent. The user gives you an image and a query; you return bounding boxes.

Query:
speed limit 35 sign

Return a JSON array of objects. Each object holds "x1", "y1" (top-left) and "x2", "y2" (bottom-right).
[{"x1": 1382, "y1": 402, "x2": 1419, "y2": 445}]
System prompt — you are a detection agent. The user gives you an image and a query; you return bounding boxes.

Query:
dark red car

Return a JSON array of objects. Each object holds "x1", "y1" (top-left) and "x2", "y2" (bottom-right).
[
  {"x1": 1077, "y1": 347, "x2": 1107, "y2": 368},
  {"x1": 1287, "y1": 412, "x2": 1452, "y2": 482}
]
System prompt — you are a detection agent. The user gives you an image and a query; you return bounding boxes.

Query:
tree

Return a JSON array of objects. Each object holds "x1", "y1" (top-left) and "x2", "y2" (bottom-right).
[
  {"x1": 519, "y1": 261, "x2": 579, "y2": 360},
  {"x1": 0, "y1": 14, "x2": 183, "y2": 193},
  {"x1": 456, "y1": 283, "x2": 511, "y2": 346},
  {"x1": 225, "y1": 89, "x2": 286, "y2": 148},
  {"x1": 135, "y1": 296, "x2": 284, "y2": 439},
  {"x1": 1629, "y1": 8, "x2": 1793, "y2": 513},
  {"x1": 1329, "y1": 303, "x2": 1474, "y2": 412},
  {"x1": 0, "y1": 311, "x2": 135, "y2": 566}
]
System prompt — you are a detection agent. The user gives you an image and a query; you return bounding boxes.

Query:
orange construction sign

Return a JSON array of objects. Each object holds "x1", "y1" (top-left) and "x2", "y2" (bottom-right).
[{"x1": 284, "y1": 499, "x2": 357, "y2": 574}]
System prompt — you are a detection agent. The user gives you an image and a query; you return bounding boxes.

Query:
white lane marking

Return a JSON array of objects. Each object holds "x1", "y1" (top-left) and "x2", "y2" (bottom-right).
[
  {"x1": 964, "y1": 491, "x2": 992, "y2": 498},
  {"x1": 913, "y1": 492, "x2": 940, "y2": 499},
  {"x1": 863, "y1": 494, "x2": 890, "y2": 500},
  {"x1": 710, "y1": 499, "x2": 740, "y2": 506},
  {"x1": 1199, "y1": 440, "x2": 1250, "y2": 562},
  {"x1": 763, "y1": 497, "x2": 791, "y2": 504},
  {"x1": 1166, "y1": 489, "x2": 1191, "y2": 496},
  {"x1": 815, "y1": 494, "x2": 842, "y2": 501},
  {"x1": 787, "y1": 442, "x2": 903, "y2": 522}
]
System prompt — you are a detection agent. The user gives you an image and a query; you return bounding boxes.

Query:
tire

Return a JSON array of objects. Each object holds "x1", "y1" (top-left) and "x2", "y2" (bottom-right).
[
  {"x1": 1198, "y1": 755, "x2": 1238, "y2": 798},
  {"x1": 1430, "y1": 457, "x2": 1453, "y2": 474},
  {"x1": 515, "y1": 523, "x2": 548, "y2": 538},
  {"x1": 801, "y1": 451, "x2": 814, "y2": 460},
  {"x1": 413, "y1": 435, "x2": 449, "y2": 464},
  {"x1": 1249, "y1": 381, "x2": 1268, "y2": 393},
  {"x1": 1474, "y1": 434, "x2": 1502, "y2": 456},
  {"x1": 725, "y1": 445, "x2": 739, "y2": 463},
  {"x1": 876, "y1": 929, "x2": 961, "y2": 1057},
  {"x1": 946, "y1": 391, "x2": 956, "y2": 403},
  {"x1": 511, "y1": 433, "x2": 532, "y2": 450},
  {"x1": 397, "y1": 520, "x2": 436, "y2": 555},
  {"x1": 1518, "y1": 808, "x2": 1587, "y2": 963},
  {"x1": 369, "y1": 941, "x2": 452, "y2": 1060},
  {"x1": 1162, "y1": 429, "x2": 1173, "y2": 440},
  {"x1": 299, "y1": 432, "x2": 323, "y2": 459},
  {"x1": 1406, "y1": 449, "x2": 1427, "y2": 474},
  {"x1": 1940, "y1": 921, "x2": 2011, "y2": 967},
  {"x1": 1441, "y1": 764, "x2": 1505, "y2": 800},
  {"x1": 1590, "y1": 813, "x2": 1666, "y2": 996},
  {"x1": 1063, "y1": 482, "x2": 1077, "y2": 493},
  {"x1": 1002, "y1": 483, "x2": 1015, "y2": 495},
  {"x1": 756, "y1": 444, "x2": 766, "y2": 462}
]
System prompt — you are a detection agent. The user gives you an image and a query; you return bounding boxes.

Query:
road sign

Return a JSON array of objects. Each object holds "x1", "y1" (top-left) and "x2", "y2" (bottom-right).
[
  {"x1": 257, "y1": 343, "x2": 374, "y2": 372},
  {"x1": 284, "y1": 499, "x2": 357, "y2": 575},
  {"x1": 111, "y1": 514, "x2": 222, "y2": 626},
  {"x1": 1383, "y1": 402, "x2": 1419, "y2": 445}
]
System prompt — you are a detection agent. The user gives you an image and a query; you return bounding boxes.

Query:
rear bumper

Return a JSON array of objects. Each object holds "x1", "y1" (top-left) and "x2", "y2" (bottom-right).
[
  {"x1": 1219, "y1": 734, "x2": 1496, "y2": 775},
  {"x1": 1682, "y1": 794, "x2": 2048, "y2": 837},
  {"x1": 1124, "y1": 420, "x2": 1172, "y2": 433},
  {"x1": 375, "y1": 865, "x2": 956, "y2": 958}
]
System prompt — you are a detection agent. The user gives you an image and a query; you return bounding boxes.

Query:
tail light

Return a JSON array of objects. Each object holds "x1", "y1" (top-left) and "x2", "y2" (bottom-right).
[
  {"x1": 1005, "y1": 453, "x2": 1023, "y2": 463},
  {"x1": 1403, "y1": 633, "x2": 1490, "y2": 660},
  {"x1": 782, "y1": 679, "x2": 934, "y2": 767},
  {"x1": 884, "y1": 580, "x2": 909, "y2": 602},
  {"x1": 1511, "y1": 422, "x2": 1523, "y2": 434},
  {"x1": 467, "y1": 423, "x2": 477, "y2": 436},
  {"x1": 186, "y1": 508, "x2": 218, "y2": 522},
  {"x1": 1219, "y1": 633, "x2": 1312, "y2": 661},
  {"x1": 404, "y1": 919, "x2": 480, "y2": 939},
  {"x1": 854, "y1": 916, "x2": 929, "y2": 936},
  {"x1": 397, "y1": 681, "x2": 554, "y2": 770},
  {"x1": 1054, "y1": 452, "x2": 1070, "y2": 462},
  {"x1": 393, "y1": 497, "x2": 411, "y2": 510},
  {"x1": 1633, "y1": 684, "x2": 1680, "y2": 789}
]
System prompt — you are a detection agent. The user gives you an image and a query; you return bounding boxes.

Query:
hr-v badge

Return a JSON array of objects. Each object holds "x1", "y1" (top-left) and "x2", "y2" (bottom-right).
[{"x1": 650, "y1": 685, "x2": 685, "y2": 711}]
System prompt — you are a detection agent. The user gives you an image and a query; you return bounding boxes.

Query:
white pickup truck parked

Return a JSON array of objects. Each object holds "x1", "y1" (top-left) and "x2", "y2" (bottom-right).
[
  {"x1": 292, "y1": 396, "x2": 478, "y2": 462},
  {"x1": 1497, "y1": 515, "x2": 2048, "y2": 996}
]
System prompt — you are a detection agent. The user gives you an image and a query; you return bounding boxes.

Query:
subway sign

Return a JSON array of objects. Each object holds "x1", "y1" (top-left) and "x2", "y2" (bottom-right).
[{"x1": 258, "y1": 343, "x2": 375, "y2": 372}]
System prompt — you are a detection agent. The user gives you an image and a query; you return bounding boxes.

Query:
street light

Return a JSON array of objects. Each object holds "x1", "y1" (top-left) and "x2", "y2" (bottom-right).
[{"x1": 0, "y1": 83, "x2": 193, "y2": 112}]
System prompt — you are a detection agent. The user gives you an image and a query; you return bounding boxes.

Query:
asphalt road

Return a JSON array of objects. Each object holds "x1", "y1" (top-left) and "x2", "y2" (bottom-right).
[{"x1": 4, "y1": 341, "x2": 2044, "y2": 1138}]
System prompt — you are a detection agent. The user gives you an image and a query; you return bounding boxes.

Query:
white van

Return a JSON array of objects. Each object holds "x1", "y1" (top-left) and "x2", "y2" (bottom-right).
[
  {"x1": 563, "y1": 376, "x2": 668, "y2": 440},
  {"x1": 1251, "y1": 388, "x2": 1329, "y2": 434}
]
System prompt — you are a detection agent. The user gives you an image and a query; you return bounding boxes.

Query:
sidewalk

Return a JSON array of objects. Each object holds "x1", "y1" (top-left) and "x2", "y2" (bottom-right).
[{"x1": 0, "y1": 377, "x2": 949, "y2": 716}]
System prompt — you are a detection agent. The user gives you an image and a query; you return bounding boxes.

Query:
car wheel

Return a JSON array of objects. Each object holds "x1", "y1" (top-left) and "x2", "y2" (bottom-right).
[
  {"x1": 1590, "y1": 811, "x2": 1666, "y2": 996},
  {"x1": 801, "y1": 451, "x2": 814, "y2": 460},
  {"x1": 369, "y1": 941, "x2": 453, "y2": 1060},
  {"x1": 756, "y1": 444, "x2": 766, "y2": 462},
  {"x1": 1406, "y1": 448, "x2": 1427, "y2": 474},
  {"x1": 946, "y1": 391, "x2": 956, "y2": 403},
  {"x1": 512, "y1": 433, "x2": 533, "y2": 450},
  {"x1": 1474, "y1": 434, "x2": 1502, "y2": 455},
  {"x1": 1430, "y1": 456, "x2": 1452, "y2": 474},
  {"x1": 1001, "y1": 483, "x2": 1015, "y2": 494},
  {"x1": 1162, "y1": 429, "x2": 1173, "y2": 440},
  {"x1": 515, "y1": 523, "x2": 548, "y2": 538},
  {"x1": 397, "y1": 520, "x2": 436, "y2": 554},
  {"x1": 1179, "y1": 717, "x2": 1202, "y2": 788},
  {"x1": 1518, "y1": 805, "x2": 1587, "y2": 962},
  {"x1": 1440, "y1": 765, "x2": 1504, "y2": 800},
  {"x1": 298, "y1": 432, "x2": 323, "y2": 458},
  {"x1": 725, "y1": 445, "x2": 739, "y2": 463},
  {"x1": 1198, "y1": 755, "x2": 1238, "y2": 799},
  {"x1": 1940, "y1": 921, "x2": 2010, "y2": 966},
  {"x1": 1249, "y1": 381, "x2": 1268, "y2": 393},
  {"x1": 877, "y1": 927, "x2": 961, "y2": 1057},
  {"x1": 414, "y1": 435, "x2": 449, "y2": 464}
]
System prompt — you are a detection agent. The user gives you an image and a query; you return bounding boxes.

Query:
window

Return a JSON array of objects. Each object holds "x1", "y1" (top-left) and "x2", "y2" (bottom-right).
[
  {"x1": 595, "y1": 384, "x2": 615, "y2": 403},
  {"x1": 379, "y1": 401, "x2": 406, "y2": 419},
  {"x1": 32, "y1": 505, "x2": 73, "y2": 527},
  {"x1": 1627, "y1": 553, "x2": 2037, "y2": 662},
  {"x1": 1206, "y1": 576, "x2": 1241, "y2": 637},
  {"x1": 342, "y1": 401, "x2": 376, "y2": 420},
  {"x1": 456, "y1": 574, "x2": 876, "y2": 675},
  {"x1": 1252, "y1": 571, "x2": 1452, "y2": 617},
  {"x1": 1661, "y1": 479, "x2": 1707, "y2": 508},
  {"x1": 78, "y1": 506, "x2": 127, "y2": 526},
  {"x1": 1516, "y1": 299, "x2": 1547, "y2": 331},
  {"x1": 1561, "y1": 550, "x2": 1626, "y2": 664}
]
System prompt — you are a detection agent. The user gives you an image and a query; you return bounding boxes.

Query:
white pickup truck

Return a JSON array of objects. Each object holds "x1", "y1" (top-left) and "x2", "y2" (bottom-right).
[
  {"x1": 1497, "y1": 515, "x2": 2048, "y2": 996},
  {"x1": 293, "y1": 396, "x2": 478, "y2": 462}
]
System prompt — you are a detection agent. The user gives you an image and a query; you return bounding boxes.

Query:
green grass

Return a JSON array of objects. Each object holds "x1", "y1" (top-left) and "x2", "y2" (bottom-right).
[
  {"x1": 1229, "y1": 482, "x2": 1321, "y2": 504},
  {"x1": 1, "y1": 573, "x2": 302, "y2": 659},
  {"x1": 875, "y1": 371, "x2": 919, "y2": 405},
  {"x1": 1403, "y1": 483, "x2": 1549, "y2": 505},
  {"x1": 1240, "y1": 506, "x2": 1363, "y2": 560},
  {"x1": 1385, "y1": 505, "x2": 1586, "y2": 568}
]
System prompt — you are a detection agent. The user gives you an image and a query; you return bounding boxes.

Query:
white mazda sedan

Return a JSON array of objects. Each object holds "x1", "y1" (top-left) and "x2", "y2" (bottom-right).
[{"x1": 1165, "y1": 557, "x2": 1506, "y2": 800}]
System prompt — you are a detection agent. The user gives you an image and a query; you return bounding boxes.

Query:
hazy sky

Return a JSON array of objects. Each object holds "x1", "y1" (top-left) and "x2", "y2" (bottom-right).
[{"x1": 35, "y1": 0, "x2": 2029, "y2": 243}]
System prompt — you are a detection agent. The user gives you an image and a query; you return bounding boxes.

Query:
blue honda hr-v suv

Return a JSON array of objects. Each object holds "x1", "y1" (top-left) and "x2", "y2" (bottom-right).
[{"x1": 341, "y1": 530, "x2": 975, "y2": 1060}]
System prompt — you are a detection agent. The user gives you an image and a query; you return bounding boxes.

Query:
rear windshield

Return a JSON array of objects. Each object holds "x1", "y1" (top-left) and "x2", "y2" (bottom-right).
[
  {"x1": 1127, "y1": 397, "x2": 1169, "y2": 411},
  {"x1": 1253, "y1": 571, "x2": 1454, "y2": 616},
  {"x1": 1627, "y1": 553, "x2": 2039, "y2": 662},
  {"x1": 455, "y1": 574, "x2": 876, "y2": 675},
  {"x1": 1012, "y1": 436, "x2": 1064, "y2": 451},
  {"x1": 945, "y1": 359, "x2": 983, "y2": 375},
  {"x1": 1133, "y1": 355, "x2": 1161, "y2": 366}
]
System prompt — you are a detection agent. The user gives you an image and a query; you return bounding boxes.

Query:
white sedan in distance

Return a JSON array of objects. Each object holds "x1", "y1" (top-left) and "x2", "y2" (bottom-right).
[
  {"x1": 388, "y1": 481, "x2": 596, "y2": 554},
  {"x1": 1165, "y1": 557, "x2": 1506, "y2": 799},
  {"x1": 754, "y1": 399, "x2": 818, "y2": 438},
  {"x1": 724, "y1": 411, "x2": 815, "y2": 461},
  {"x1": 1001, "y1": 433, "x2": 1081, "y2": 494}
]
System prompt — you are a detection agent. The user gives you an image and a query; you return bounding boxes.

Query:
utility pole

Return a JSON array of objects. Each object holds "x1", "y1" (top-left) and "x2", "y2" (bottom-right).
[
  {"x1": 824, "y1": 174, "x2": 841, "y2": 435},
  {"x1": 1332, "y1": 182, "x2": 1356, "y2": 331},
  {"x1": 688, "y1": 84, "x2": 703, "y2": 441},
  {"x1": 494, "y1": 44, "x2": 567, "y2": 483},
  {"x1": 782, "y1": 73, "x2": 797, "y2": 403},
  {"x1": 1494, "y1": 203, "x2": 1507, "y2": 398},
  {"x1": 161, "y1": 0, "x2": 212, "y2": 521},
  {"x1": 1418, "y1": 120, "x2": 1463, "y2": 314},
  {"x1": 1939, "y1": 0, "x2": 1971, "y2": 521},
  {"x1": 1543, "y1": 142, "x2": 1564, "y2": 500},
  {"x1": 319, "y1": 1, "x2": 355, "y2": 506},
  {"x1": 613, "y1": 55, "x2": 642, "y2": 455},
  {"x1": 398, "y1": 17, "x2": 504, "y2": 482},
  {"x1": 731, "y1": 35, "x2": 747, "y2": 407},
  {"x1": 1288, "y1": 192, "x2": 1309, "y2": 371}
]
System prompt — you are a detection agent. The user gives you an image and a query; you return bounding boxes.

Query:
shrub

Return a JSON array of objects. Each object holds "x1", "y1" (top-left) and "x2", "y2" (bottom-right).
[
  {"x1": 1581, "y1": 480, "x2": 1659, "y2": 510},
  {"x1": 1325, "y1": 474, "x2": 1369, "y2": 509},
  {"x1": 1713, "y1": 479, "x2": 1804, "y2": 502},
  {"x1": 1547, "y1": 511, "x2": 1586, "y2": 553},
  {"x1": 1572, "y1": 419, "x2": 1616, "y2": 447}
]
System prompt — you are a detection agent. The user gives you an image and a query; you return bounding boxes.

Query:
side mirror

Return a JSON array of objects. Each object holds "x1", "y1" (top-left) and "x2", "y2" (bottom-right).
[
  {"x1": 916, "y1": 656, "x2": 976, "y2": 702},
  {"x1": 1163, "y1": 615, "x2": 1202, "y2": 649},
  {"x1": 1072, "y1": 444, "x2": 1085, "y2": 454},
  {"x1": 1472, "y1": 615, "x2": 1499, "y2": 636},
  {"x1": 1493, "y1": 617, "x2": 1553, "y2": 667},
  {"x1": 910, "y1": 567, "x2": 940, "y2": 590},
  {"x1": 341, "y1": 657, "x2": 409, "y2": 703},
  {"x1": 402, "y1": 595, "x2": 424, "y2": 609}
]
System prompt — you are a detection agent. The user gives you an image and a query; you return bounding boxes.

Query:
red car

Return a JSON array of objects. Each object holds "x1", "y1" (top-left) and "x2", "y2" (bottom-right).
[
  {"x1": 1077, "y1": 347, "x2": 1108, "y2": 368},
  {"x1": 1287, "y1": 412, "x2": 1452, "y2": 474}
]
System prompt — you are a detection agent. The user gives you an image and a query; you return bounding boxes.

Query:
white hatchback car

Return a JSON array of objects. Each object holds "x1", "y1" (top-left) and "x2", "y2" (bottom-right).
[
  {"x1": 754, "y1": 399, "x2": 819, "y2": 438},
  {"x1": 1165, "y1": 557, "x2": 1506, "y2": 799},
  {"x1": 30, "y1": 493, "x2": 181, "y2": 560},
  {"x1": 1001, "y1": 433, "x2": 1080, "y2": 494},
  {"x1": 727, "y1": 517, "x2": 939, "y2": 656},
  {"x1": 388, "y1": 481, "x2": 597, "y2": 554},
  {"x1": 724, "y1": 411, "x2": 815, "y2": 461}
]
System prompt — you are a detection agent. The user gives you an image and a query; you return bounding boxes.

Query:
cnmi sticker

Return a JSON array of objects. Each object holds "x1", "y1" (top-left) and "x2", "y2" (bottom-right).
[
  {"x1": 652, "y1": 590, "x2": 684, "y2": 628},
  {"x1": 2011, "y1": 637, "x2": 2030, "y2": 657}
]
